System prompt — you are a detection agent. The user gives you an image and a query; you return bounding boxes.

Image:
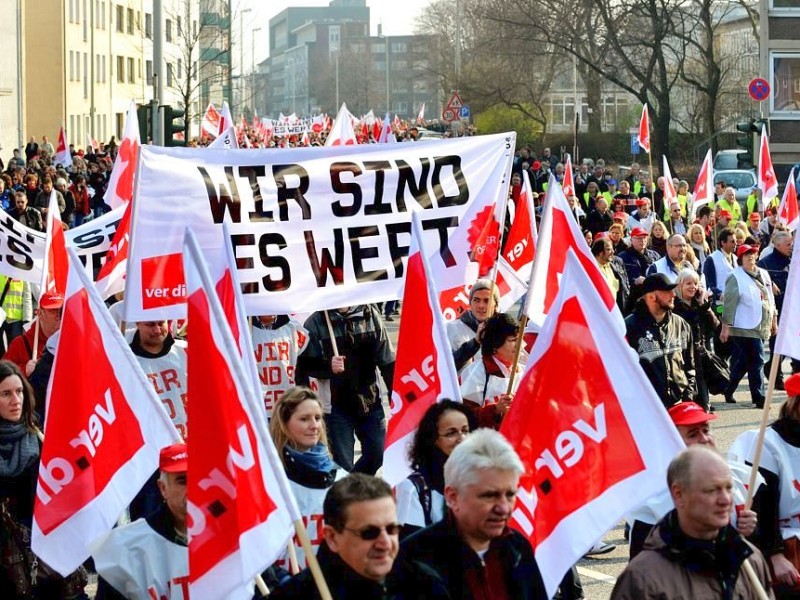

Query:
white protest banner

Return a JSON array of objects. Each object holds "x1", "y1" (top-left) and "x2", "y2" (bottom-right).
[
  {"x1": 0, "y1": 206, "x2": 125, "y2": 284},
  {"x1": 125, "y1": 133, "x2": 516, "y2": 321},
  {"x1": 273, "y1": 123, "x2": 311, "y2": 137}
]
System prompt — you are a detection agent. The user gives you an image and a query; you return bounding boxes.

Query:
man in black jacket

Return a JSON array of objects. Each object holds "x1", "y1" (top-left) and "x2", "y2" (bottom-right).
[
  {"x1": 400, "y1": 429, "x2": 551, "y2": 600},
  {"x1": 625, "y1": 274, "x2": 696, "y2": 408},
  {"x1": 272, "y1": 474, "x2": 448, "y2": 600}
]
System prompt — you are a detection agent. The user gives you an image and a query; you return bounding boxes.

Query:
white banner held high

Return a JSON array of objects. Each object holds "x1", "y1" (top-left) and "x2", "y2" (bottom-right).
[{"x1": 125, "y1": 134, "x2": 515, "y2": 321}]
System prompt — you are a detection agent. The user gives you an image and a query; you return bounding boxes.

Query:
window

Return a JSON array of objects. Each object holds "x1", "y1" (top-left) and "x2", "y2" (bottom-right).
[
  {"x1": 117, "y1": 55, "x2": 124, "y2": 82},
  {"x1": 393, "y1": 60, "x2": 408, "y2": 69},
  {"x1": 69, "y1": 0, "x2": 74, "y2": 23},
  {"x1": 116, "y1": 112, "x2": 124, "y2": 139},
  {"x1": 772, "y1": 0, "x2": 800, "y2": 8},
  {"x1": 771, "y1": 53, "x2": 800, "y2": 113},
  {"x1": 145, "y1": 13, "x2": 152, "y2": 38},
  {"x1": 166, "y1": 63, "x2": 174, "y2": 87},
  {"x1": 127, "y1": 8, "x2": 133, "y2": 34},
  {"x1": 177, "y1": 15, "x2": 182, "y2": 37},
  {"x1": 146, "y1": 60, "x2": 153, "y2": 85},
  {"x1": 391, "y1": 42, "x2": 407, "y2": 53},
  {"x1": 96, "y1": 55, "x2": 100, "y2": 82},
  {"x1": 70, "y1": 116, "x2": 75, "y2": 140},
  {"x1": 115, "y1": 5, "x2": 123, "y2": 32},
  {"x1": 76, "y1": 52, "x2": 81, "y2": 81},
  {"x1": 76, "y1": 0, "x2": 80, "y2": 21},
  {"x1": 83, "y1": 0, "x2": 88, "y2": 40},
  {"x1": 193, "y1": 20, "x2": 197, "y2": 38},
  {"x1": 371, "y1": 43, "x2": 384, "y2": 53},
  {"x1": 102, "y1": 55, "x2": 106, "y2": 82},
  {"x1": 177, "y1": 58, "x2": 182, "y2": 79},
  {"x1": 100, "y1": 2, "x2": 105, "y2": 29},
  {"x1": 84, "y1": 53, "x2": 88, "y2": 98},
  {"x1": 127, "y1": 57, "x2": 135, "y2": 83},
  {"x1": 69, "y1": 51, "x2": 74, "y2": 81},
  {"x1": 166, "y1": 19, "x2": 172, "y2": 42}
]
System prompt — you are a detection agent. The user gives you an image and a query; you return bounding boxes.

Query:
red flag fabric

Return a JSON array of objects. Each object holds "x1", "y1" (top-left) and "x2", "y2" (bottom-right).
[
  {"x1": 661, "y1": 156, "x2": 678, "y2": 211},
  {"x1": 219, "y1": 101, "x2": 234, "y2": 137},
  {"x1": 183, "y1": 230, "x2": 297, "y2": 599},
  {"x1": 562, "y1": 153, "x2": 575, "y2": 199},
  {"x1": 525, "y1": 174, "x2": 622, "y2": 330},
  {"x1": 378, "y1": 113, "x2": 393, "y2": 143},
  {"x1": 637, "y1": 104, "x2": 650, "y2": 154},
  {"x1": 469, "y1": 201, "x2": 501, "y2": 277},
  {"x1": 498, "y1": 170, "x2": 537, "y2": 311},
  {"x1": 501, "y1": 250, "x2": 683, "y2": 597},
  {"x1": 32, "y1": 247, "x2": 181, "y2": 575},
  {"x1": 40, "y1": 190, "x2": 68, "y2": 299},
  {"x1": 691, "y1": 149, "x2": 714, "y2": 217},
  {"x1": 325, "y1": 103, "x2": 358, "y2": 146},
  {"x1": 778, "y1": 168, "x2": 799, "y2": 231},
  {"x1": 758, "y1": 125, "x2": 779, "y2": 201},
  {"x1": 202, "y1": 103, "x2": 221, "y2": 139},
  {"x1": 384, "y1": 213, "x2": 461, "y2": 486},
  {"x1": 94, "y1": 197, "x2": 131, "y2": 299},
  {"x1": 105, "y1": 101, "x2": 140, "y2": 209}
]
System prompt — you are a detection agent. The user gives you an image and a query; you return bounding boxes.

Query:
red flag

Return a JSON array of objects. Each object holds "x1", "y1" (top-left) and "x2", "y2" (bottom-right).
[
  {"x1": 94, "y1": 200, "x2": 131, "y2": 299},
  {"x1": 661, "y1": 155, "x2": 677, "y2": 209},
  {"x1": 562, "y1": 153, "x2": 575, "y2": 199},
  {"x1": 371, "y1": 119, "x2": 381, "y2": 141},
  {"x1": 325, "y1": 103, "x2": 358, "y2": 146},
  {"x1": 105, "y1": 101, "x2": 140, "y2": 209},
  {"x1": 183, "y1": 230, "x2": 298, "y2": 599},
  {"x1": 32, "y1": 247, "x2": 181, "y2": 575},
  {"x1": 525, "y1": 174, "x2": 622, "y2": 330},
  {"x1": 498, "y1": 170, "x2": 537, "y2": 312},
  {"x1": 637, "y1": 104, "x2": 650, "y2": 154},
  {"x1": 691, "y1": 149, "x2": 714, "y2": 217},
  {"x1": 469, "y1": 201, "x2": 501, "y2": 277},
  {"x1": 384, "y1": 213, "x2": 461, "y2": 486},
  {"x1": 758, "y1": 124, "x2": 778, "y2": 201},
  {"x1": 54, "y1": 125, "x2": 72, "y2": 167},
  {"x1": 416, "y1": 103, "x2": 426, "y2": 124},
  {"x1": 202, "y1": 103, "x2": 221, "y2": 139},
  {"x1": 40, "y1": 191, "x2": 68, "y2": 298},
  {"x1": 501, "y1": 250, "x2": 683, "y2": 597},
  {"x1": 778, "y1": 167, "x2": 799, "y2": 231}
]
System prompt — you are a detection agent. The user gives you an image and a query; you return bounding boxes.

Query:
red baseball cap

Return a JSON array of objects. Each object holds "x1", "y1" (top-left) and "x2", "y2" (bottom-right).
[
  {"x1": 668, "y1": 401, "x2": 717, "y2": 426},
  {"x1": 159, "y1": 443, "x2": 187, "y2": 473},
  {"x1": 635, "y1": 198, "x2": 649, "y2": 207},
  {"x1": 630, "y1": 227, "x2": 649, "y2": 238},
  {"x1": 718, "y1": 210, "x2": 732, "y2": 219},
  {"x1": 612, "y1": 211, "x2": 627, "y2": 221},
  {"x1": 736, "y1": 244, "x2": 758, "y2": 258},
  {"x1": 40, "y1": 292, "x2": 64, "y2": 309},
  {"x1": 593, "y1": 232, "x2": 607, "y2": 242},
  {"x1": 749, "y1": 212, "x2": 761, "y2": 222},
  {"x1": 786, "y1": 373, "x2": 800, "y2": 398}
]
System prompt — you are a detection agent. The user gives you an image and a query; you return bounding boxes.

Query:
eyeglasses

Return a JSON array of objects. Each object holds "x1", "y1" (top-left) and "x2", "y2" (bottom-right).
[
  {"x1": 438, "y1": 428, "x2": 470, "y2": 440},
  {"x1": 343, "y1": 523, "x2": 401, "y2": 540}
]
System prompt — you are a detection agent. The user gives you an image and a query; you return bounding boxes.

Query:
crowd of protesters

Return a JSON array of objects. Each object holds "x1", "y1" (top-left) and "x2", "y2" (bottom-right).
[{"x1": 0, "y1": 131, "x2": 799, "y2": 599}]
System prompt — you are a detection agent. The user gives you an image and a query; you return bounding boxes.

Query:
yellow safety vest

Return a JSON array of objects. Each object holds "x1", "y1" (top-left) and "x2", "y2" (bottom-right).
[{"x1": 0, "y1": 276, "x2": 25, "y2": 322}]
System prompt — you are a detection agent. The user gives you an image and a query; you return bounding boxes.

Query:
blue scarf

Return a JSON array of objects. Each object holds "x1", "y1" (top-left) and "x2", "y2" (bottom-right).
[{"x1": 284, "y1": 443, "x2": 337, "y2": 474}]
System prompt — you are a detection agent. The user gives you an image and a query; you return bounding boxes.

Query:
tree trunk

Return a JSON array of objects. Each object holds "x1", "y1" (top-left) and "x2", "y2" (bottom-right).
[{"x1": 584, "y1": 67, "x2": 603, "y2": 133}]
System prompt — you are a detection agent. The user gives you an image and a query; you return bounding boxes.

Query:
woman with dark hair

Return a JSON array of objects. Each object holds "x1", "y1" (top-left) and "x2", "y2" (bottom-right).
[
  {"x1": 269, "y1": 386, "x2": 345, "y2": 570},
  {"x1": 459, "y1": 312, "x2": 523, "y2": 429},
  {"x1": 0, "y1": 360, "x2": 87, "y2": 597},
  {"x1": 395, "y1": 400, "x2": 472, "y2": 534}
]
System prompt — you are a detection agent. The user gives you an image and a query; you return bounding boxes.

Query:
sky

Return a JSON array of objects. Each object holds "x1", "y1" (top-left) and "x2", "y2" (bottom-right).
[{"x1": 234, "y1": 0, "x2": 433, "y2": 73}]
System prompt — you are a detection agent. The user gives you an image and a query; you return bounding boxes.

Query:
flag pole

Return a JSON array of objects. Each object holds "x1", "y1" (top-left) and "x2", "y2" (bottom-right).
[
  {"x1": 742, "y1": 560, "x2": 772, "y2": 600},
  {"x1": 254, "y1": 575, "x2": 270, "y2": 596},
  {"x1": 744, "y1": 352, "x2": 781, "y2": 509},
  {"x1": 323, "y1": 310, "x2": 340, "y2": 356},
  {"x1": 505, "y1": 313, "x2": 528, "y2": 395},
  {"x1": 294, "y1": 521, "x2": 334, "y2": 600},
  {"x1": 287, "y1": 539, "x2": 300, "y2": 574}
]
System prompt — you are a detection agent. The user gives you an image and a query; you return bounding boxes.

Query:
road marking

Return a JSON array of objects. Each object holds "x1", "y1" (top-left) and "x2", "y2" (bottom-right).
[{"x1": 577, "y1": 566, "x2": 618, "y2": 586}]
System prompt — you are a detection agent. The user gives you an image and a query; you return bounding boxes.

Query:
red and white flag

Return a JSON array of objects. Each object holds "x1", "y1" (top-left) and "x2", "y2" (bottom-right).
[
  {"x1": 32, "y1": 247, "x2": 181, "y2": 575},
  {"x1": 378, "y1": 113, "x2": 393, "y2": 143},
  {"x1": 691, "y1": 149, "x2": 714, "y2": 218},
  {"x1": 661, "y1": 155, "x2": 677, "y2": 209},
  {"x1": 384, "y1": 213, "x2": 461, "y2": 486},
  {"x1": 183, "y1": 230, "x2": 298, "y2": 599},
  {"x1": 637, "y1": 104, "x2": 650, "y2": 154},
  {"x1": 201, "y1": 103, "x2": 221, "y2": 139},
  {"x1": 758, "y1": 124, "x2": 779, "y2": 201},
  {"x1": 209, "y1": 126, "x2": 239, "y2": 150},
  {"x1": 562, "y1": 153, "x2": 575, "y2": 199},
  {"x1": 325, "y1": 103, "x2": 358, "y2": 146},
  {"x1": 54, "y1": 125, "x2": 71, "y2": 167},
  {"x1": 40, "y1": 191, "x2": 68, "y2": 299},
  {"x1": 778, "y1": 168, "x2": 799, "y2": 231},
  {"x1": 86, "y1": 133, "x2": 100, "y2": 153},
  {"x1": 219, "y1": 101, "x2": 234, "y2": 137},
  {"x1": 105, "y1": 101, "x2": 140, "y2": 209},
  {"x1": 94, "y1": 201, "x2": 131, "y2": 299},
  {"x1": 776, "y1": 223, "x2": 800, "y2": 361},
  {"x1": 501, "y1": 250, "x2": 684, "y2": 597},
  {"x1": 525, "y1": 174, "x2": 622, "y2": 330},
  {"x1": 497, "y1": 169, "x2": 538, "y2": 311},
  {"x1": 416, "y1": 103, "x2": 426, "y2": 124}
]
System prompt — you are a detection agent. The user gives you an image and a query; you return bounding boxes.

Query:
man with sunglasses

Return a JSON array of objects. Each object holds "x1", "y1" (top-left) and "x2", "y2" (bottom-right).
[{"x1": 272, "y1": 473, "x2": 448, "y2": 599}]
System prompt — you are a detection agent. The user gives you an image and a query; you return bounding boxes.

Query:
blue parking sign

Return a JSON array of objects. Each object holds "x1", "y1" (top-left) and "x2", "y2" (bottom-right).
[
  {"x1": 631, "y1": 134, "x2": 640, "y2": 155},
  {"x1": 460, "y1": 105, "x2": 470, "y2": 119}
]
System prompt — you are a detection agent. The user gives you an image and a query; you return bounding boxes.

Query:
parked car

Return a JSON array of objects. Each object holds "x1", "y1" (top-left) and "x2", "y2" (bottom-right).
[
  {"x1": 713, "y1": 149, "x2": 750, "y2": 171},
  {"x1": 714, "y1": 169, "x2": 756, "y2": 203}
]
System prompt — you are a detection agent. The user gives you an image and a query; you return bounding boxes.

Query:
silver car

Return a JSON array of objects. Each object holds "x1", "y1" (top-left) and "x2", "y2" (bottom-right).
[{"x1": 713, "y1": 169, "x2": 757, "y2": 203}]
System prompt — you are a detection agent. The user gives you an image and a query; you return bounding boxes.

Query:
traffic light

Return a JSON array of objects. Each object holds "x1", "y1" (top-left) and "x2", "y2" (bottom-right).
[
  {"x1": 136, "y1": 104, "x2": 152, "y2": 144},
  {"x1": 161, "y1": 105, "x2": 186, "y2": 147},
  {"x1": 735, "y1": 119, "x2": 756, "y2": 170}
]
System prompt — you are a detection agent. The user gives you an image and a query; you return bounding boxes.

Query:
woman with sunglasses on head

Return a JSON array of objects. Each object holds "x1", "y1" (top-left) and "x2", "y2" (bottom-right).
[
  {"x1": 395, "y1": 400, "x2": 472, "y2": 536},
  {"x1": 270, "y1": 386, "x2": 347, "y2": 571}
]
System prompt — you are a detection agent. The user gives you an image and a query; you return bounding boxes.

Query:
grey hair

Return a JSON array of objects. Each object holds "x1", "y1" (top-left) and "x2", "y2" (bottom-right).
[
  {"x1": 667, "y1": 445, "x2": 727, "y2": 491},
  {"x1": 772, "y1": 230, "x2": 792, "y2": 245},
  {"x1": 444, "y1": 428, "x2": 524, "y2": 491}
]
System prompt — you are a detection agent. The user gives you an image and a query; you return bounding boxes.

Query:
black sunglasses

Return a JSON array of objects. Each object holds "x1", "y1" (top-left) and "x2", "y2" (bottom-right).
[{"x1": 343, "y1": 523, "x2": 401, "y2": 540}]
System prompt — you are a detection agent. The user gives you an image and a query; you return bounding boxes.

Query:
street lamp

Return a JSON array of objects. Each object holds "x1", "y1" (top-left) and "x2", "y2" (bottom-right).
[
  {"x1": 251, "y1": 27, "x2": 262, "y2": 113},
  {"x1": 239, "y1": 8, "x2": 252, "y2": 108},
  {"x1": 378, "y1": 26, "x2": 390, "y2": 115}
]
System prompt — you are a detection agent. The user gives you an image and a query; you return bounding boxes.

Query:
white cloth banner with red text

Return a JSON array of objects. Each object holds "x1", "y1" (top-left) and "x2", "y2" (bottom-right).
[
  {"x1": 31, "y1": 247, "x2": 181, "y2": 575},
  {"x1": 183, "y1": 230, "x2": 298, "y2": 599},
  {"x1": 501, "y1": 250, "x2": 684, "y2": 597},
  {"x1": 124, "y1": 133, "x2": 516, "y2": 321},
  {"x1": 384, "y1": 212, "x2": 462, "y2": 487}
]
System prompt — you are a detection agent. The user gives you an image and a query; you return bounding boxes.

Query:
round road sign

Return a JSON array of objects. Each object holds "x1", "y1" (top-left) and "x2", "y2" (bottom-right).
[
  {"x1": 442, "y1": 108, "x2": 456, "y2": 122},
  {"x1": 749, "y1": 78, "x2": 770, "y2": 102}
]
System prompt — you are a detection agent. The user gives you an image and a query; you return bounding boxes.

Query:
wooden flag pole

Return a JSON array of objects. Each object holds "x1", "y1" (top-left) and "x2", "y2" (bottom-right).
[
  {"x1": 287, "y1": 539, "x2": 300, "y2": 575},
  {"x1": 744, "y1": 351, "x2": 781, "y2": 509},
  {"x1": 323, "y1": 310, "x2": 340, "y2": 356},
  {"x1": 254, "y1": 575, "x2": 270, "y2": 597},
  {"x1": 294, "y1": 519, "x2": 333, "y2": 600},
  {"x1": 32, "y1": 318, "x2": 41, "y2": 364},
  {"x1": 505, "y1": 313, "x2": 528, "y2": 395},
  {"x1": 742, "y1": 559, "x2": 772, "y2": 600}
]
